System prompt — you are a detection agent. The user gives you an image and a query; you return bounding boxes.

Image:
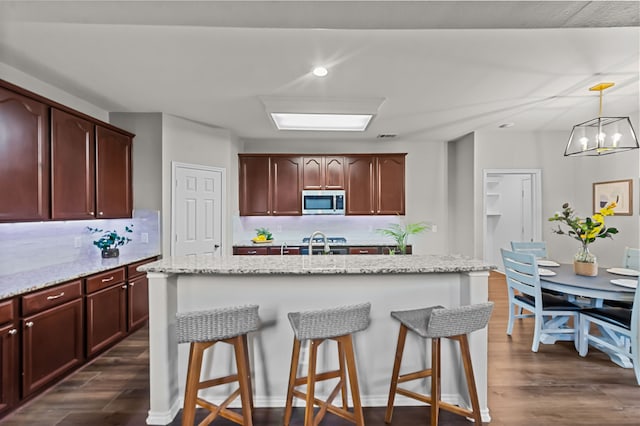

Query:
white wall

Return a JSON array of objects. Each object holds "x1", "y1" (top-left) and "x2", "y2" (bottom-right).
[
  {"x1": 110, "y1": 112, "x2": 163, "y2": 212},
  {"x1": 447, "y1": 133, "x2": 475, "y2": 257},
  {"x1": 241, "y1": 138, "x2": 448, "y2": 254},
  {"x1": 162, "y1": 114, "x2": 238, "y2": 256},
  {"x1": 474, "y1": 129, "x2": 640, "y2": 268}
]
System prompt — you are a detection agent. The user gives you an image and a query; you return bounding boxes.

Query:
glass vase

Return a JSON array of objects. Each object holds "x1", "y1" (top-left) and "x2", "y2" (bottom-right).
[{"x1": 573, "y1": 245, "x2": 597, "y2": 276}]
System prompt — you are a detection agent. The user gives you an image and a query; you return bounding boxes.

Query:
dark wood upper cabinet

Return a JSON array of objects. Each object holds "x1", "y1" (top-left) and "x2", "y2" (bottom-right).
[
  {"x1": 346, "y1": 154, "x2": 405, "y2": 215},
  {"x1": 239, "y1": 156, "x2": 271, "y2": 216},
  {"x1": 302, "y1": 156, "x2": 345, "y2": 190},
  {"x1": 239, "y1": 155, "x2": 302, "y2": 216},
  {"x1": 376, "y1": 154, "x2": 406, "y2": 215},
  {"x1": 51, "y1": 108, "x2": 96, "y2": 220},
  {"x1": 0, "y1": 87, "x2": 49, "y2": 222},
  {"x1": 345, "y1": 155, "x2": 376, "y2": 215},
  {"x1": 271, "y1": 156, "x2": 302, "y2": 215},
  {"x1": 96, "y1": 126, "x2": 133, "y2": 219}
]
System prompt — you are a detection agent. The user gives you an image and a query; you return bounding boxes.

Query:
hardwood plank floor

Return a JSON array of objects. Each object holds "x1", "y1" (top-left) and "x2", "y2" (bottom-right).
[{"x1": 3, "y1": 271, "x2": 640, "y2": 425}]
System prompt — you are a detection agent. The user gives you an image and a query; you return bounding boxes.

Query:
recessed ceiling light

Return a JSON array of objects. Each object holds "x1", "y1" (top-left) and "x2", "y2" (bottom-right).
[
  {"x1": 270, "y1": 113, "x2": 372, "y2": 131},
  {"x1": 312, "y1": 66, "x2": 328, "y2": 77},
  {"x1": 498, "y1": 122, "x2": 515, "y2": 128}
]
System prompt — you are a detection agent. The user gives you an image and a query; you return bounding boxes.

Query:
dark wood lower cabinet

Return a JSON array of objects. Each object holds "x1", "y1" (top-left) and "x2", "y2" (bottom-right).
[
  {"x1": 86, "y1": 284, "x2": 127, "y2": 357},
  {"x1": 0, "y1": 321, "x2": 19, "y2": 416},
  {"x1": 127, "y1": 275, "x2": 149, "y2": 331},
  {"x1": 22, "y1": 298, "x2": 83, "y2": 398}
]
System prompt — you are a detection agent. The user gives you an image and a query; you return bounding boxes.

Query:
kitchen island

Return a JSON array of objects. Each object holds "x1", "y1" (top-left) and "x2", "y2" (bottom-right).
[{"x1": 140, "y1": 254, "x2": 494, "y2": 425}]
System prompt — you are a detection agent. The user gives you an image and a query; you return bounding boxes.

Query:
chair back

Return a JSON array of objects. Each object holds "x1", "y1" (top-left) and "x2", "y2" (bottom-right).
[
  {"x1": 501, "y1": 249, "x2": 542, "y2": 303},
  {"x1": 424, "y1": 302, "x2": 494, "y2": 338},
  {"x1": 510, "y1": 241, "x2": 548, "y2": 259},
  {"x1": 623, "y1": 247, "x2": 640, "y2": 271},
  {"x1": 289, "y1": 302, "x2": 371, "y2": 340}
]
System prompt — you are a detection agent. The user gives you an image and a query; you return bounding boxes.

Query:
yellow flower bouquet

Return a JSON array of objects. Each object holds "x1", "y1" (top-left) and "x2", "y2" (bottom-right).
[{"x1": 548, "y1": 202, "x2": 618, "y2": 274}]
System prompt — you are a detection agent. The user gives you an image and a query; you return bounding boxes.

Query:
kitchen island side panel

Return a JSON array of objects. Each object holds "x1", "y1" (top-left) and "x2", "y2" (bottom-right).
[{"x1": 145, "y1": 269, "x2": 490, "y2": 425}]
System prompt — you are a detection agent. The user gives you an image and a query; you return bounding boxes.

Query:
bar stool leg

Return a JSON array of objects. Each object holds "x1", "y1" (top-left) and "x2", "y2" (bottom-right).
[
  {"x1": 457, "y1": 335, "x2": 483, "y2": 424},
  {"x1": 284, "y1": 338, "x2": 302, "y2": 426},
  {"x1": 241, "y1": 334, "x2": 254, "y2": 411},
  {"x1": 233, "y1": 335, "x2": 254, "y2": 426},
  {"x1": 342, "y1": 335, "x2": 365, "y2": 426},
  {"x1": 385, "y1": 324, "x2": 408, "y2": 423},
  {"x1": 182, "y1": 341, "x2": 214, "y2": 426},
  {"x1": 337, "y1": 339, "x2": 349, "y2": 410},
  {"x1": 305, "y1": 339, "x2": 320, "y2": 426},
  {"x1": 430, "y1": 338, "x2": 441, "y2": 426}
]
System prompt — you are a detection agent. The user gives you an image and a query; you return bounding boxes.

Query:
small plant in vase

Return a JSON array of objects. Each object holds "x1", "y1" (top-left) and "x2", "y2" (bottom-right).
[
  {"x1": 376, "y1": 221, "x2": 430, "y2": 254},
  {"x1": 548, "y1": 202, "x2": 618, "y2": 276},
  {"x1": 87, "y1": 224, "x2": 134, "y2": 258}
]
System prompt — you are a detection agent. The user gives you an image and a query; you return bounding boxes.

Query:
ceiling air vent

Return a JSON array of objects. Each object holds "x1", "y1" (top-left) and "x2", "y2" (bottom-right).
[{"x1": 377, "y1": 134, "x2": 397, "y2": 139}]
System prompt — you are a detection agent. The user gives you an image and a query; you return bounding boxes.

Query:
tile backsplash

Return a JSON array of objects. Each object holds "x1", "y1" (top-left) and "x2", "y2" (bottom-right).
[
  {"x1": 233, "y1": 215, "x2": 415, "y2": 244},
  {"x1": 0, "y1": 209, "x2": 160, "y2": 276}
]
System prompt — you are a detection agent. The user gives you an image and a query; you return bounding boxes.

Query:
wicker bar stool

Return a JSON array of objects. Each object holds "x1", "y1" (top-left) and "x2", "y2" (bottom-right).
[
  {"x1": 284, "y1": 302, "x2": 371, "y2": 426},
  {"x1": 385, "y1": 302, "x2": 494, "y2": 425},
  {"x1": 176, "y1": 305, "x2": 259, "y2": 426}
]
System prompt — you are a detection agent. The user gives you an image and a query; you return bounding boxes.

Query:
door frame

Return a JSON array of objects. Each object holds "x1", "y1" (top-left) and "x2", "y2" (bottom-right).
[
  {"x1": 483, "y1": 168, "x2": 542, "y2": 265},
  {"x1": 171, "y1": 161, "x2": 227, "y2": 257}
]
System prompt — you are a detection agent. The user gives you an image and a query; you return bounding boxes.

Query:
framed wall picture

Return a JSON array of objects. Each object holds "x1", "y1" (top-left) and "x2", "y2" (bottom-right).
[{"x1": 593, "y1": 179, "x2": 633, "y2": 215}]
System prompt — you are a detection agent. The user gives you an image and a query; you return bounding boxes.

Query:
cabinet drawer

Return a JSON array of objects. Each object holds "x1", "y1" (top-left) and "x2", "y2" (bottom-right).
[
  {"x1": 349, "y1": 247, "x2": 380, "y2": 255},
  {"x1": 268, "y1": 247, "x2": 301, "y2": 255},
  {"x1": 127, "y1": 257, "x2": 157, "y2": 279},
  {"x1": 0, "y1": 298, "x2": 16, "y2": 325},
  {"x1": 85, "y1": 268, "x2": 126, "y2": 294},
  {"x1": 235, "y1": 247, "x2": 268, "y2": 255},
  {"x1": 22, "y1": 281, "x2": 82, "y2": 316}
]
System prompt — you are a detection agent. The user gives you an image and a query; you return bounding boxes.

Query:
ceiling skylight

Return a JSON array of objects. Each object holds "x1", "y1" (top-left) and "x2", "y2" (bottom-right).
[
  {"x1": 270, "y1": 113, "x2": 372, "y2": 131},
  {"x1": 259, "y1": 96, "x2": 385, "y2": 132}
]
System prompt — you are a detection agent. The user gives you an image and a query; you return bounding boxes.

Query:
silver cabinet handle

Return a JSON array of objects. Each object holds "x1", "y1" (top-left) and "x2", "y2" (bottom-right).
[
  {"x1": 359, "y1": 250, "x2": 368, "y2": 254},
  {"x1": 8, "y1": 329, "x2": 17, "y2": 335},
  {"x1": 122, "y1": 285, "x2": 128, "y2": 289},
  {"x1": 130, "y1": 282, "x2": 135, "y2": 287},
  {"x1": 89, "y1": 211, "x2": 94, "y2": 215},
  {"x1": 99, "y1": 211, "x2": 104, "y2": 216},
  {"x1": 46, "y1": 292, "x2": 65, "y2": 300},
  {"x1": 248, "y1": 250, "x2": 257, "y2": 254},
  {"x1": 101, "y1": 276, "x2": 114, "y2": 283},
  {"x1": 25, "y1": 321, "x2": 34, "y2": 328}
]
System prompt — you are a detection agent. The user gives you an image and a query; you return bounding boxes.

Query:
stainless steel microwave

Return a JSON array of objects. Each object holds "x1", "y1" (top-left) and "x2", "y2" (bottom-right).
[{"x1": 302, "y1": 190, "x2": 346, "y2": 215}]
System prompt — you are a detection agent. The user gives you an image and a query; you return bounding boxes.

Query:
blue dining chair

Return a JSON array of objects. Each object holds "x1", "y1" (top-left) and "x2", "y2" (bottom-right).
[
  {"x1": 501, "y1": 249, "x2": 581, "y2": 352},
  {"x1": 578, "y1": 277, "x2": 640, "y2": 385},
  {"x1": 510, "y1": 241, "x2": 548, "y2": 258},
  {"x1": 623, "y1": 247, "x2": 640, "y2": 271}
]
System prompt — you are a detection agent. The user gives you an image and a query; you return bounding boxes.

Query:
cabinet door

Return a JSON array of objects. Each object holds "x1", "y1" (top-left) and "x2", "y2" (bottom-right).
[
  {"x1": 0, "y1": 87, "x2": 49, "y2": 222},
  {"x1": 324, "y1": 156, "x2": 345, "y2": 189},
  {"x1": 51, "y1": 108, "x2": 96, "y2": 220},
  {"x1": 345, "y1": 156, "x2": 375, "y2": 215},
  {"x1": 22, "y1": 298, "x2": 83, "y2": 398},
  {"x1": 348, "y1": 247, "x2": 380, "y2": 255},
  {"x1": 96, "y1": 126, "x2": 133, "y2": 219},
  {"x1": 86, "y1": 284, "x2": 127, "y2": 357},
  {"x1": 302, "y1": 157, "x2": 323, "y2": 190},
  {"x1": 128, "y1": 275, "x2": 149, "y2": 331},
  {"x1": 239, "y1": 156, "x2": 271, "y2": 215},
  {"x1": 376, "y1": 155, "x2": 406, "y2": 215},
  {"x1": 234, "y1": 247, "x2": 268, "y2": 255},
  {"x1": 271, "y1": 156, "x2": 302, "y2": 215},
  {"x1": 268, "y1": 246, "x2": 301, "y2": 255},
  {"x1": 0, "y1": 321, "x2": 18, "y2": 416}
]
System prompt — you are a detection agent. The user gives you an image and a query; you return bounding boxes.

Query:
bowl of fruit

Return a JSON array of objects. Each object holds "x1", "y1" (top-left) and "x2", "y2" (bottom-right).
[{"x1": 252, "y1": 228, "x2": 274, "y2": 244}]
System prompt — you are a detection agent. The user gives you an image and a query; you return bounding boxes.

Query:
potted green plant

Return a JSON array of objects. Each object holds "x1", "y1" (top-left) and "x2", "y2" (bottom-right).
[
  {"x1": 376, "y1": 221, "x2": 430, "y2": 254},
  {"x1": 87, "y1": 224, "x2": 134, "y2": 258}
]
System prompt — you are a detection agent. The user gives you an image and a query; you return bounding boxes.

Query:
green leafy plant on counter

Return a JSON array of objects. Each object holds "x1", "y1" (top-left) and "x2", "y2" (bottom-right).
[
  {"x1": 87, "y1": 224, "x2": 134, "y2": 250},
  {"x1": 253, "y1": 227, "x2": 273, "y2": 242},
  {"x1": 376, "y1": 221, "x2": 430, "y2": 254}
]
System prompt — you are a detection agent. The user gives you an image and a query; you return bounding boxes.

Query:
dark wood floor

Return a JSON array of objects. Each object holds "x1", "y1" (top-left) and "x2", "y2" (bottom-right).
[{"x1": 3, "y1": 272, "x2": 640, "y2": 425}]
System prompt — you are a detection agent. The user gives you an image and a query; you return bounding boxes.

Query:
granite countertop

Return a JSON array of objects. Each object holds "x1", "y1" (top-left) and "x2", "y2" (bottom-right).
[
  {"x1": 139, "y1": 254, "x2": 495, "y2": 275},
  {"x1": 0, "y1": 250, "x2": 161, "y2": 299}
]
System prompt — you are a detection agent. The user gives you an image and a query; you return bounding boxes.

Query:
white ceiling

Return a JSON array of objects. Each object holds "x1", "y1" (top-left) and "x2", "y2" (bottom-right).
[{"x1": 1, "y1": 1, "x2": 639, "y2": 142}]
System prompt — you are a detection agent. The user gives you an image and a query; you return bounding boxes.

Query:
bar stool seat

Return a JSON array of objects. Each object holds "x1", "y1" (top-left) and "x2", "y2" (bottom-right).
[
  {"x1": 385, "y1": 302, "x2": 494, "y2": 425},
  {"x1": 176, "y1": 305, "x2": 259, "y2": 426},
  {"x1": 284, "y1": 302, "x2": 371, "y2": 426}
]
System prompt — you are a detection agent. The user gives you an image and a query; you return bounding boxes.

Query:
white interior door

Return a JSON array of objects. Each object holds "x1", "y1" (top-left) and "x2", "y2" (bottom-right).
[
  {"x1": 172, "y1": 162, "x2": 225, "y2": 258},
  {"x1": 483, "y1": 169, "x2": 541, "y2": 271}
]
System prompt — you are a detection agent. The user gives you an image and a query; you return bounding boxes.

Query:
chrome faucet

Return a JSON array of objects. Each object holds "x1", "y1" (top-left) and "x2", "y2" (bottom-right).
[
  {"x1": 280, "y1": 242, "x2": 288, "y2": 256},
  {"x1": 308, "y1": 231, "x2": 330, "y2": 255}
]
